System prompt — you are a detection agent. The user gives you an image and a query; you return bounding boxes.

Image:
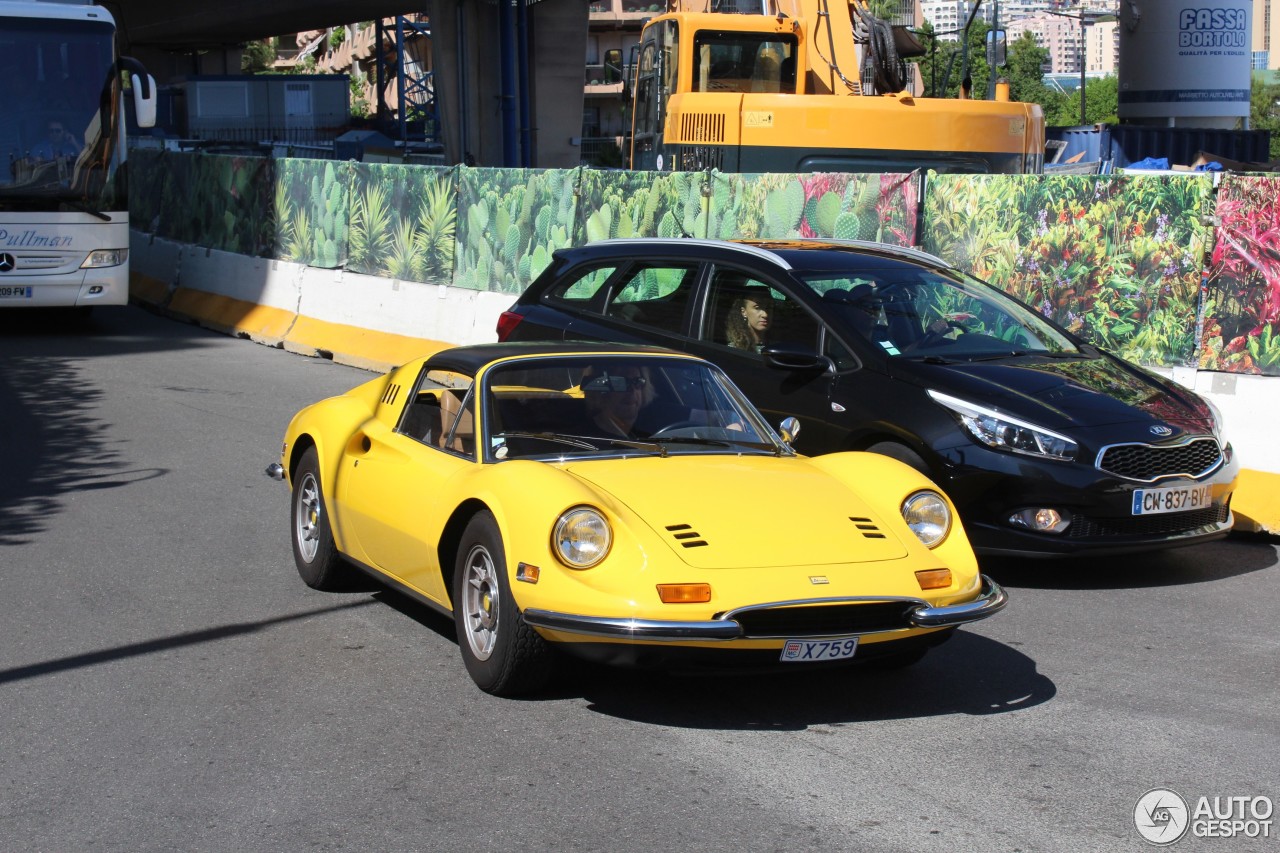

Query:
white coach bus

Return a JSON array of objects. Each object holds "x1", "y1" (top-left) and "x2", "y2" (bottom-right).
[{"x1": 0, "y1": 0, "x2": 155, "y2": 313}]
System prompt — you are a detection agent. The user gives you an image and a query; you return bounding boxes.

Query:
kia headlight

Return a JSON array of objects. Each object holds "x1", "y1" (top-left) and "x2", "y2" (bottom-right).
[
  {"x1": 902, "y1": 491, "x2": 951, "y2": 548},
  {"x1": 1199, "y1": 394, "x2": 1227, "y2": 440},
  {"x1": 928, "y1": 390, "x2": 1077, "y2": 462},
  {"x1": 553, "y1": 506, "x2": 612, "y2": 568}
]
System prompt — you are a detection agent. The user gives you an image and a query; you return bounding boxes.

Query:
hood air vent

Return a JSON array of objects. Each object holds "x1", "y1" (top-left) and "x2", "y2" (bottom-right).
[
  {"x1": 850, "y1": 517, "x2": 886, "y2": 539},
  {"x1": 665, "y1": 523, "x2": 708, "y2": 548}
]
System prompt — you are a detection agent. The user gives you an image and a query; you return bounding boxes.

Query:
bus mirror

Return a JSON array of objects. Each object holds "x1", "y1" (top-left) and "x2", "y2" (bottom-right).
[{"x1": 132, "y1": 73, "x2": 158, "y2": 128}]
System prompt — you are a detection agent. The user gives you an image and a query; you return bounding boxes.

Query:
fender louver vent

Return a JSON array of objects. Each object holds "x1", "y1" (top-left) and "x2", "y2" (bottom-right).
[
  {"x1": 381, "y1": 384, "x2": 401, "y2": 406},
  {"x1": 680, "y1": 113, "x2": 726, "y2": 143},
  {"x1": 665, "y1": 523, "x2": 708, "y2": 548},
  {"x1": 850, "y1": 517, "x2": 886, "y2": 539}
]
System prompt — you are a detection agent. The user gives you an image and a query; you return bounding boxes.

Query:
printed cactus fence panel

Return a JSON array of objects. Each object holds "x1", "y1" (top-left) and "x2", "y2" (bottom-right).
[
  {"x1": 127, "y1": 149, "x2": 166, "y2": 237},
  {"x1": 707, "y1": 171, "x2": 918, "y2": 244},
  {"x1": 454, "y1": 167, "x2": 580, "y2": 293},
  {"x1": 274, "y1": 159, "x2": 351, "y2": 269},
  {"x1": 347, "y1": 163, "x2": 458, "y2": 285}
]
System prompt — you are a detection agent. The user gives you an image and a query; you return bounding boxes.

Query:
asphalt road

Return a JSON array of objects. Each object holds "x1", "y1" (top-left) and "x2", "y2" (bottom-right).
[{"x1": 1, "y1": 305, "x2": 1277, "y2": 853}]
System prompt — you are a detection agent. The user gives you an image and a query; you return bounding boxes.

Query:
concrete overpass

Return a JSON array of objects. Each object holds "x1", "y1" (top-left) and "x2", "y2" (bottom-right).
[{"x1": 110, "y1": 0, "x2": 590, "y2": 168}]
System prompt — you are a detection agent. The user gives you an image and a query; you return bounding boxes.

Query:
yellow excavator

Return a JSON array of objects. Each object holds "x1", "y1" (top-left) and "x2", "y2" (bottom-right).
[{"x1": 629, "y1": 0, "x2": 1045, "y2": 173}]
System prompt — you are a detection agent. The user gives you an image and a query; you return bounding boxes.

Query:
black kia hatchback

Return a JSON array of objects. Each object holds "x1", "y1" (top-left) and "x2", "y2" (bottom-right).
[{"x1": 497, "y1": 238, "x2": 1237, "y2": 557}]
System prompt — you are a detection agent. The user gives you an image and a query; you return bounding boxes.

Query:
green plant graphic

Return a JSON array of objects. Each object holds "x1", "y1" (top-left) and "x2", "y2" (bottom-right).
[
  {"x1": 1204, "y1": 174, "x2": 1280, "y2": 373},
  {"x1": 923, "y1": 173, "x2": 1208, "y2": 367},
  {"x1": 127, "y1": 152, "x2": 1280, "y2": 376},
  {"x1": 274, "y1": 159, "x2": 350, "y2": 267}
]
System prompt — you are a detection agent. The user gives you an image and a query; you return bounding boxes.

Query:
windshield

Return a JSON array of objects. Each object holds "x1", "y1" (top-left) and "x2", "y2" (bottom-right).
[
  {"x1": 0, "y1": 17, "x2": 123, "y2": 211},
  {"x1": 482, "y1": 355, "x2": 788, "y2": 461},
  {"x1": 798, "y1": 263, "x2": 1081, "y2": 360}
]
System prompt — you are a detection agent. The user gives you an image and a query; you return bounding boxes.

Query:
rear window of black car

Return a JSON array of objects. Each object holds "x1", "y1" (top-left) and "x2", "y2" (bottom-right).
[{"x1": 545, "y1": 265, "x2": 618, "y2": 306}]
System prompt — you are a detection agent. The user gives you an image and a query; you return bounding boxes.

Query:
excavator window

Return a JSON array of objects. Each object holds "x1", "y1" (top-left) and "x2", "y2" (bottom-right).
[{"x1": 693, "y1": 32, "x2": 796, "y2": 94}]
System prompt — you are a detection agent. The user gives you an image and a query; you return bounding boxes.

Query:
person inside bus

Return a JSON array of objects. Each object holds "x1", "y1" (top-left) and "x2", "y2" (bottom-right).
[{"x1": 30, "y1": 119, "x2": 81, "y2": 162}]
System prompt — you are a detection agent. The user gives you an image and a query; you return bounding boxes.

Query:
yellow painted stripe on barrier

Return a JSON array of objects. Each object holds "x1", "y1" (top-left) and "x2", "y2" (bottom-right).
[
  {"x1": 284, "y1": 314, "x2": 450, "y2": 373},
  {"x1": 130, "y1": 272, "x2": 171, "y2": 307},
  {"x1": 168, "y1": 288, "x2": 296, "y2": 342},
  {"x1": 1231, "y1": 468, "x2": 1280, "y2": 535}
]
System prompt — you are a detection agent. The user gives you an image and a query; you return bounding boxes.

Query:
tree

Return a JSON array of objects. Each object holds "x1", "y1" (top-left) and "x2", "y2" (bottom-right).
[
  {"x1": 241, "y1": 38, "x2": 277, "y2": 74},
  {"x1": 1042, "y1": 75, "x2": 1118, "y2": 127},
  {"x1": 1250, "y1": 75, "x2": 1280, "y2": 160},
  {"x1": 913, "y1": 20, "x2": 993, "y2": 99},
  {"x1": 1005, "y1": 31, "x2": 1052, "y2": 105}
]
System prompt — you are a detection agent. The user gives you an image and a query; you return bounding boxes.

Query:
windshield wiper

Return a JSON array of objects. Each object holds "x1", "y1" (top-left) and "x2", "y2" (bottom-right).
[
  {"x1": 56, "y1": 195, "x2": 111, "y2": 221},
  {"x1": 496, "y1": 431, "x2": 599, "y2": 450},
  {"x1": 648, "y1": 436, "x2": 736, "y2": 449},
  {"x1": 963, "y1": 350, "x2": 1031, "y2": 362}
]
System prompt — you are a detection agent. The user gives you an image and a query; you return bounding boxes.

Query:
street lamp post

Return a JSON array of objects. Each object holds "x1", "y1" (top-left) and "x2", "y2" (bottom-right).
[{"x1": 1079, "y1": 15, "x2": 1087, "y2": 124}]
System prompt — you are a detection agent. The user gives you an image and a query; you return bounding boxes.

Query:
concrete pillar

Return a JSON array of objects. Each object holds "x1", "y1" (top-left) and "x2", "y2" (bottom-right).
[{"x1": 428, "y1": 0, "x2": 587, "y2": 168}]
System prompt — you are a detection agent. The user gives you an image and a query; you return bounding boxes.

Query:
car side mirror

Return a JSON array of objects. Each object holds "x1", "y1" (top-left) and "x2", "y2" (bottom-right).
[
  {"x1": 762, "y1": 344, "x2": 833, "y2": 373},
  {"x1": 779, "y1": 416, "x2": 801, "y2": 445}
]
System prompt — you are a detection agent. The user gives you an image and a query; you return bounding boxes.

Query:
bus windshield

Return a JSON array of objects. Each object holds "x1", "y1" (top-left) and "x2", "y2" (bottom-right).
[{"x1": 0, "y1": 17, "x2": 123, "y2": 212}]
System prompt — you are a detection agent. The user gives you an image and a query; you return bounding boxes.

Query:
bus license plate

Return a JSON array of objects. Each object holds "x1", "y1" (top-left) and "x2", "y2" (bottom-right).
[
  {"x1": 1132, "y1": 483, "x2": 1214, "y2": 515},
  {"x1": 780, "y1": 637, "x2": 858, "y2": 662},
  {"x1": 0, "y1": 286, "x2": 33, "y2": 299}
]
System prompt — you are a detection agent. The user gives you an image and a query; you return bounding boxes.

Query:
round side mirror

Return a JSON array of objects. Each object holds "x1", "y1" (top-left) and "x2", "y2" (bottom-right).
[{"x1": 779, "y1": 416, "x2": 801, "y2": 445}]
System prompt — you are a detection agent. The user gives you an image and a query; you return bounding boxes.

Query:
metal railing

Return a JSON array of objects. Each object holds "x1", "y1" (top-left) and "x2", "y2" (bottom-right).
[{"x1": 578, "y1": 135, "x2": 628, "y2": 167}]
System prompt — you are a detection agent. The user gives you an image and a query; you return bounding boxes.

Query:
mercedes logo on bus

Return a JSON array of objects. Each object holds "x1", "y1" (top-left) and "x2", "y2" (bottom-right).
[{"x1": 0, "y1": 253, "x2": 15, "y2": 273}]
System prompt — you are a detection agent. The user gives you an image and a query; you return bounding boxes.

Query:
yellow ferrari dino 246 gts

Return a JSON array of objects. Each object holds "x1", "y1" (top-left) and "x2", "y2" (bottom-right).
[{"x1": 268, "y1": 343, "x2": 1006, "y2": 696}]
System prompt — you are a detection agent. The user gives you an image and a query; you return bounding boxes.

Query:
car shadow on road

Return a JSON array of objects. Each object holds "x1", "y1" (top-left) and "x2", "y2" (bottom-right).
[
  {"x1": 368, "y1": 586, "x2": 1054, "y2": 726},
  {"x1": 979, "y1": 531, "x2": 1278, "y2": 591},
  {"x1": 571, "y1": 631, "x2": 1054, "y2": 729}
]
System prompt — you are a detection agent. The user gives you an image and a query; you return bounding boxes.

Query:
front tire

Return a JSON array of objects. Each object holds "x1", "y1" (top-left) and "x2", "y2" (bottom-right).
[
  {"x1": 290, "y1": 447, "x2": 353, "y2": 591},
  {"x1": 866, "y1": 441, "x2": 930, "y2": 476},
  {"x1": 453, "y1": 511, "x2": 555, "y2": 696}
]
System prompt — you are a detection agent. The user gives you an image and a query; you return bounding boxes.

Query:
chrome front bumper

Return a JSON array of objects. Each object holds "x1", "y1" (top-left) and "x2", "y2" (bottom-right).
[{"x1": 521, "y1": 575, "x2": 1007, "y2": 642}]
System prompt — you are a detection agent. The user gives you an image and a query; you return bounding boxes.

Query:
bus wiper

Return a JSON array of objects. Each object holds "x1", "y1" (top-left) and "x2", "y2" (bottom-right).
[{"x1": 56, "y1": 195, "x2": 112, "y2": 221}]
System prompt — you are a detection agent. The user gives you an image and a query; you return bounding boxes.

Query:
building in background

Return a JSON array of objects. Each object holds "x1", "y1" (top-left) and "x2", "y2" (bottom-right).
[
  {"x1": 579, "y1": 0, "x2": 649, "y2": 165},
  {"x1": 1254, "y1": 0, "x2": 1280, "y2": 68},
  {"x1": 1006, "y1": 8, "x2": 1117, "y2": 77}
]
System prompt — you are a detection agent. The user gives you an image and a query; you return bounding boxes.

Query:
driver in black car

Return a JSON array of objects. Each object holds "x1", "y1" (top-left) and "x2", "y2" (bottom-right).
[{"x1": 846, "y1": 283, "x2": 951, "y2": 348}]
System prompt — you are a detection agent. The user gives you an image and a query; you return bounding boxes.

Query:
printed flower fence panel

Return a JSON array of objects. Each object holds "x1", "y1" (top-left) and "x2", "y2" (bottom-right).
[
  {"x1": 347, "y1": 163, "x2": 458, "y2": 286},
  {"x1": 1203, "y1": 174, "x2": 1280, "y2": 375},
  {"x1": 922, "y1": 173, "x2": 1210, "y2": 368}
]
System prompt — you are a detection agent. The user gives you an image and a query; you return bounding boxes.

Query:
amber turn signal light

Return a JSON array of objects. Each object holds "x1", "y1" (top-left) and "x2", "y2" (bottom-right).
[
  {"x1": 914, "y1": 568, "x2": 952, "y2": 590},
  {"x1": 656, "y1": 583, "x2": 712, "y2": 603}
]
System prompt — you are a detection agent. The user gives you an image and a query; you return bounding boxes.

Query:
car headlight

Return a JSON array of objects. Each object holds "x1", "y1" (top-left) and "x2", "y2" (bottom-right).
[
  {"x1": 1199, "y1": 393, "x2": 1227, "y2": 440},
  {"x1": 553, "y1": 506, "x2": 612, "y2": 568},
  {"x1": 902, "y1": 490, "x2": 951, "y2": 548},
  {"x1": 928, "y1": 390, "x2": 1077, "y2": 462}
]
